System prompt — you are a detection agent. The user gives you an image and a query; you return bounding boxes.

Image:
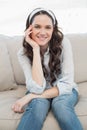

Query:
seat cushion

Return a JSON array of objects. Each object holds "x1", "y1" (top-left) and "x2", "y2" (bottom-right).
[
  {"x1": 0, "y1": 86, "x2": 26, "y2": 130},
  {"x1": 75, "y1": 82, "x2": 87, "y2": 116},
  {"x1": 0, "y1": 86, "x2": 61, "y2": 130},
  {"x1": 0, "y1": 84, "x2": 87, "y2": 130}
]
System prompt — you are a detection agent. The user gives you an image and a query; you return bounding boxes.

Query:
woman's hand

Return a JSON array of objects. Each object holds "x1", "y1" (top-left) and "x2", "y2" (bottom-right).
[
  {"x1": 25, "y1": 25, "x2": 39, "y2": 50},
  {"x1": 12, "y1": 93, "x2": 36, "y2": 113}
]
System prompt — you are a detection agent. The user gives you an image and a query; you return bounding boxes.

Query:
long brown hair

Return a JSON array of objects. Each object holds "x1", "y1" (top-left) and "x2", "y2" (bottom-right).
[{"x1": 23, "y1": 9, "x2": 63, "y2": 85}]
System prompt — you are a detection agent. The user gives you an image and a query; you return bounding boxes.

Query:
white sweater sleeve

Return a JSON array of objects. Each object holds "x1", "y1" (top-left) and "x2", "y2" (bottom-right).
[
  {"x1": 56, "y1": 37, "x2": 75, "y2": 95},
  {"x1": 17, "y1": 48, "x2": 46, "y2": 94}
]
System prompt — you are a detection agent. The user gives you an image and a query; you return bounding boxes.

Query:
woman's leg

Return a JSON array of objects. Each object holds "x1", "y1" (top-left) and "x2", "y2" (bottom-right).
[
  {"x1": 17, "y1": 98, "x2": 50, "y2": 130},
  {"x1": 52, "y1": 89, "x2": 83, "y2": 130}
]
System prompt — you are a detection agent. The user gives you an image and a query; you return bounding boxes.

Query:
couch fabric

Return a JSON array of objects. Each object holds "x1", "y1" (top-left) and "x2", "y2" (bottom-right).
[{"x1": 0, "y1": 33, "x2": 87, "y2": 130}]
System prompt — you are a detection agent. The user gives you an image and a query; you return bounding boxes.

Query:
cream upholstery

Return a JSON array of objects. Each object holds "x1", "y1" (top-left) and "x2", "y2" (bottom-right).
[{"x1": 0, "y1": 33, "x2": 87, "y2": 130}]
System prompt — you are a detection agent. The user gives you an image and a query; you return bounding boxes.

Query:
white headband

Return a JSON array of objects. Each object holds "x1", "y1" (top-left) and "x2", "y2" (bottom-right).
[{"x1": 29, "y1": 8, "x2": 56, "y2": 25}]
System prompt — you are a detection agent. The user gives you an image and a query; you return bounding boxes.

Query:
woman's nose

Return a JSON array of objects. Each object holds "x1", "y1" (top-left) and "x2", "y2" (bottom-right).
[{"x1": 40, "y1": 29, "x2": 46, "y2": 35}]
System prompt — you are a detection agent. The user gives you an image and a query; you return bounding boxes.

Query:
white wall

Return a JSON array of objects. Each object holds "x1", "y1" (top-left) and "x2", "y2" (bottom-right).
[{"x1": 0, "y1": 0, "x2": 87, "y2": 36}]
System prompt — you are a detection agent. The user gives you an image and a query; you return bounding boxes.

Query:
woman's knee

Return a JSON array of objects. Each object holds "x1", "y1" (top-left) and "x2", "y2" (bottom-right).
[
  {"x1": 52, "y1": 91, "x2": 78, "y2": 115},
  {"x1": 51, "y1": 96, "x2": 83, "y2": 130},
  {"x1": 51, "y1": 95, "x2": 74, "y2": 121},
  {"x1": 26, "y1": 98, "x2": 50, "y2": 122}
]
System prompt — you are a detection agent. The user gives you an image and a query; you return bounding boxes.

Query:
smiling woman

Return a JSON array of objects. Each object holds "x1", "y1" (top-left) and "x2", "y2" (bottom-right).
[
  {"x1": 11, "y1": 7, "x2": 83, "y2": 130},
  {"x1": 0, "y1": 0, "x2": 87, "y2": 36}
]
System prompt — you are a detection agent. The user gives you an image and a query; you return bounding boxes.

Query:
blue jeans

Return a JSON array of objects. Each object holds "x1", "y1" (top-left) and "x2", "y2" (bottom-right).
[{"x1": 17, "y1": 89, "x2": 83, "y2": 130}]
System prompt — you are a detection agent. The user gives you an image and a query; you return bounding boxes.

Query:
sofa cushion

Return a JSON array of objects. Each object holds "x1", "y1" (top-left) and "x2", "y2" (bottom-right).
[
  {"x1": 0, "y1": 84, "x2": 87, "y2": 130},
  {"x1": 0, "y1": 86, "x2": 26, "y2": 130},
  {"x1": 66, "y1": 33, "x2": 87, "y2": 83},
  {"x1": 6, "y1": 34, "x2": 87, "y2": 86},
  {"x1": 75, "y1": 82, "x2": 87, "y2": 116},
  {"x1": 6, "y1": 35, "x2": 25, "y2": 85},
  {"x1": 1, "y1": 34, "x2": 87, "y2": 87},
  {"x1": 0, "y1": 35, "x2": 17, "y2": 91},
  {"x1": 0, "y1": 86, "x2": 26, "y2": 119}
]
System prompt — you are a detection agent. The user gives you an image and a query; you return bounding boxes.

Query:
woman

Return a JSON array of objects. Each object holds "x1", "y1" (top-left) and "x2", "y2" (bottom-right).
[{"x1": 12, "y1": 8, "x2": 83, "y2": 130}]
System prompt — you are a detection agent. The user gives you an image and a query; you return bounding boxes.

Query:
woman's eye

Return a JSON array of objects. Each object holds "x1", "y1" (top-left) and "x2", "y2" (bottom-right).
[
  {"x1": 46, "y1": 26, "x2": 52, "y2": 29},
  {"x1": 33, "y1": 25, "x2": 52, "y2": 30},
  {"x1": 34, "y1": 25, "x2": 40, "y2": 29}
]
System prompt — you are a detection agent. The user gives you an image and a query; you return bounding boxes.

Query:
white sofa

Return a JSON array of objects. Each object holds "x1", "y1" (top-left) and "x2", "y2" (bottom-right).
[{"x1": 0, "y1": 33, "x2": 87, "y2": 130}]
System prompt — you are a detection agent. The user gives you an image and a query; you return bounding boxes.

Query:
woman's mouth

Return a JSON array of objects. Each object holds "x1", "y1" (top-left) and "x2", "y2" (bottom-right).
[{"x1": 37, "y1": 36, "x2": 47, "y2": 41}]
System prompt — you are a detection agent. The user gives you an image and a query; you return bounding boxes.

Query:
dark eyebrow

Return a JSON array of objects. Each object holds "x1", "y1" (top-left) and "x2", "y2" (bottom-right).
[
  {"x1": 45, "y1": 25, "x2": 52, "y2": 27},
  {"x1": 34, "y1": 23, "x2": 52, "y2": 26},
  {"x1": 34, "y1": 24, "x2": 40, "y2": 26}
]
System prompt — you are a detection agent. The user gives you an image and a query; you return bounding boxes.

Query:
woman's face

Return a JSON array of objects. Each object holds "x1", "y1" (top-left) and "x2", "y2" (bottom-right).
[{"x1": 31, "y1": 14, "x2": 54, "y2": 47}]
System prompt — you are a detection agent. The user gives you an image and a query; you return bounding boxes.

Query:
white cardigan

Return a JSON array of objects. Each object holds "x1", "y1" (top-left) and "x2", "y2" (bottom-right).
[{"x1": 17, "y1": 37, "x2": 78, "y2": 95}]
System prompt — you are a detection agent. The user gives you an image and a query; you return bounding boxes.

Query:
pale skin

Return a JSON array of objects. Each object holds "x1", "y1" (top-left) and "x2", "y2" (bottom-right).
[{"x1": 12, "y1": 14, "x2": 59, "y2": 113}]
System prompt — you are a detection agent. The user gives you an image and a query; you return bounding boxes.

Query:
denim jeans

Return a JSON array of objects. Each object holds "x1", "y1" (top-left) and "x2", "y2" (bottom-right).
[{"x1": 17, "y1": 89, "x2": 83, "y2": 130}]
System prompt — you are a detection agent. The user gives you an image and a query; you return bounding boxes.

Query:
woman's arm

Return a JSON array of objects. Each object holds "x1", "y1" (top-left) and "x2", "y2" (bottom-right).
[
  {"x1": 12, "y1": 86, "x2": 59, "y2": 113},
  {"x1": 56, "y1": 37, "x2": 75, "y2": 95},
  {"x1": 25, "y1": 26, "x2": 44, "y2": 87},
  {"x1": 18, "y1": 48, "x2": 46, "y2": 94},
  {"x1": 32, "y1": 47, "x2": 44, "y2": 87},
  {"x1": 41, "y1": 86, "x2": 59, "y2": 98},
  {"x1": 17, "y1": 27, "x2": 47, "y2": 94}
]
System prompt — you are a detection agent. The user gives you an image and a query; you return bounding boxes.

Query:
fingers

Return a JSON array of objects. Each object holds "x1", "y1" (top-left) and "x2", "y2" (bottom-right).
[
  {"x1": 12, "y1": 103, "x2": 24, "y2": 113},
  {"x1": 24, "y1": 25, "x2": 33, "y2": 45},
  {"x1": 25, "y1": 25, "x2": 32, "y2": 36},
  {"x1": 24, "y1": 25, "x2": 40, "y2": 49}
]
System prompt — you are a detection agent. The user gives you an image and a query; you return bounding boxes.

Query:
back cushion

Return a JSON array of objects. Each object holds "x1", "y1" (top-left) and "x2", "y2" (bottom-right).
[
  {"x1": 8, "y1": 33, "x2": 87, "y2": 84},
  {"x1": 0, "y1": 33, "x2": 87, "y2": 89},
  {"x1": 6, "y1": 35, "x2": 25, "y2": 85},
  {"x1": 66, "y1": 33, "x2": 87, "y2": 83},
  {"x1": 0, "y1": 35, "x2": 17, "y2": 91}
]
